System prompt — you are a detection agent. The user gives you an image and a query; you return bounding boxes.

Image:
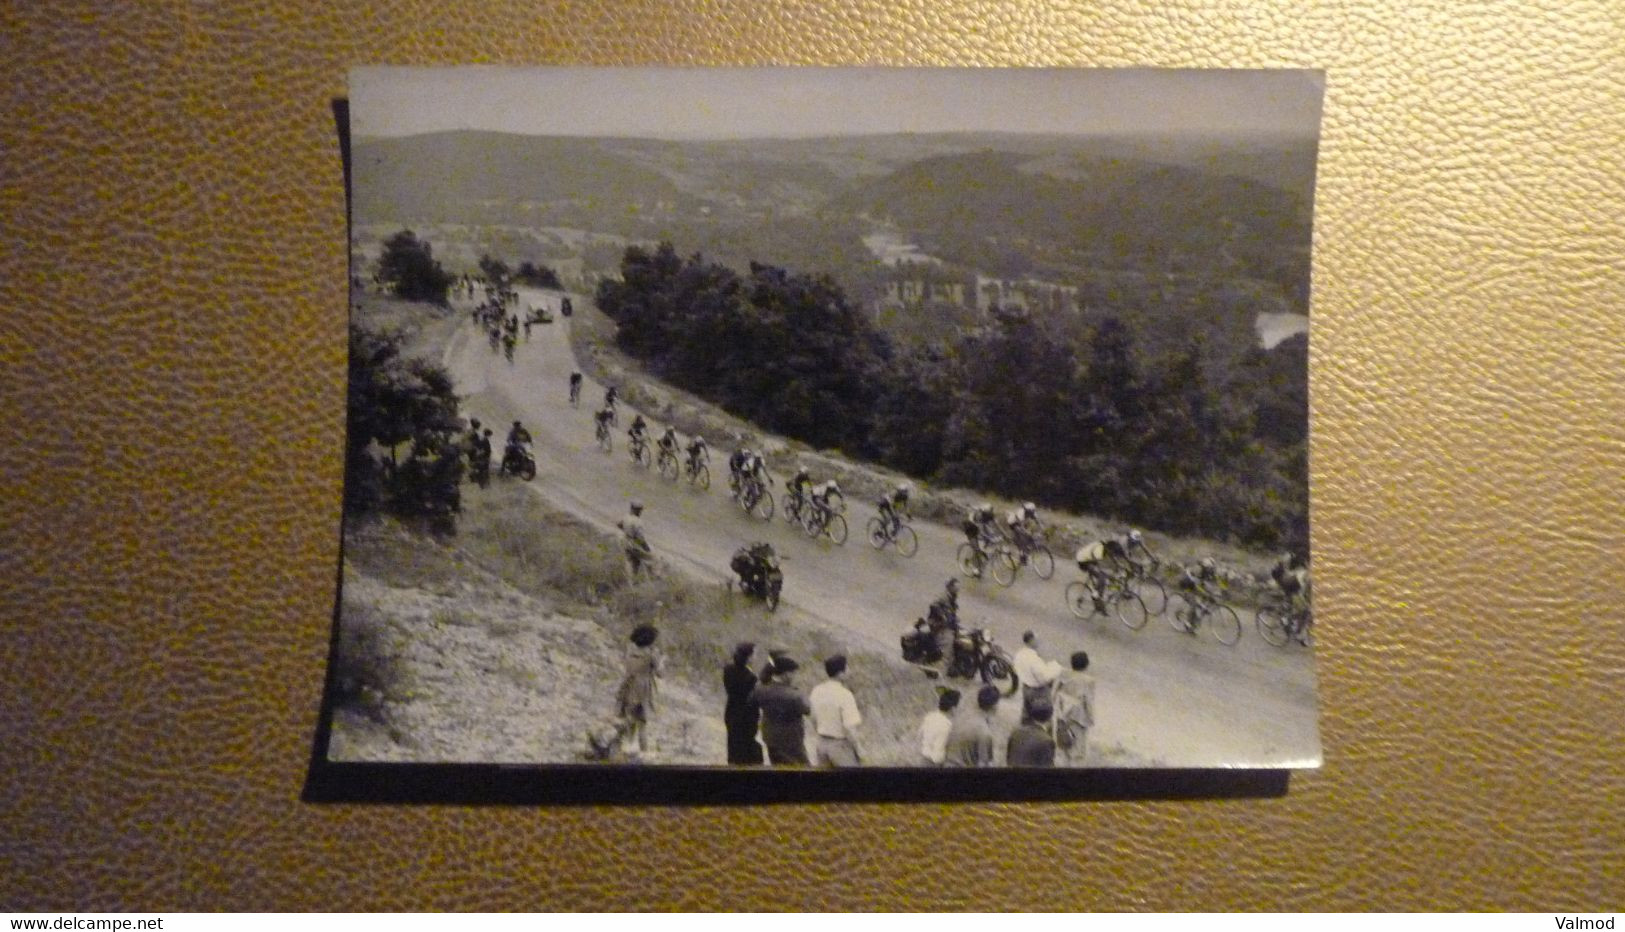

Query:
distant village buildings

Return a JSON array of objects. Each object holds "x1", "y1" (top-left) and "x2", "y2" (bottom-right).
[{"x1": 871, "y1": 267, "x2": 1082, "y2": 318}]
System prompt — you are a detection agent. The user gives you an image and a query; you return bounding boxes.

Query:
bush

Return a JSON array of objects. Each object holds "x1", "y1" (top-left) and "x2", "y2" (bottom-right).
[{"x1": 377, "y1": 230, "x2": 453, "y2": 305}]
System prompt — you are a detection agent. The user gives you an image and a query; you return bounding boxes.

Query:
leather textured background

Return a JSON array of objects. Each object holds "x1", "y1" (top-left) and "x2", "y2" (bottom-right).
[{"x1": 3, "y1": 0, "x2": 1622, "y2": 911}]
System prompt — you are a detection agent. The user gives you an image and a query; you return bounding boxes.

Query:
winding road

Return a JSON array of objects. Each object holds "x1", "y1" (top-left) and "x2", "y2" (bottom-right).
[{"x1": 447, "y1": 287, "x2": 1322, "y2": 768}]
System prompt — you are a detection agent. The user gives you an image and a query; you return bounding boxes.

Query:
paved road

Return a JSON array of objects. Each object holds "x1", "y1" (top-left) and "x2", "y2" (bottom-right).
[{"x1": 447, "y1": 287, "x2": 1322, "y2": 768}]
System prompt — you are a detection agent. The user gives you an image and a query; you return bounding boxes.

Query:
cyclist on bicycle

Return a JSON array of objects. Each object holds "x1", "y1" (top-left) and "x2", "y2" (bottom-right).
[
  {"x1": 1175, "y1": 558, "x2": 1223, "y2": 633},
  {"x1": 1073, "y1": 540, "x2": 1115, "y2": 615},
  {"x1": 962, "y1": 503, "x2": 998, "y2": 577},
  {"x1": 685, "y1": 435, "x2": 709, "y2": 470},
  {"x1": 604, "y1": 385, "x2": 618, "y2": 408},
  {"x1": 657, "y1": 426, "x2": 679, "y2": 459},
  {"x1": 787, "y1": 464, "x2": 814, "y2": 514},
  {"x1": 568, "y1": 372, "x2": 582, "y2": 402},
  {"x1": 593, "y1": 406, "x2": 615, "y2": 439},
  {"x1": 1004, "y1": 502, "x2": 1041, "y2": 557},
  {"x1": 877, "y1": 481, "x2": 912, "y2": 537},
  {"x1": 1270, "y1": 552, "x2": 1312, "y2": 632},
  {"x1": 1111, "y1": 529, "x2": 1158, "y2": 576},
  {"x1": 627, "y1": 414, "x2": 648, "y2": 450},
  {"x1": 810, "y1": 479, "x2": 841, "y2": 518},
  {"x1": 745, "y1": 449, "x2": 770, "y2": 489},
  {"x1": 728, "y1": 447, "x2": 750, "y2": 492}
]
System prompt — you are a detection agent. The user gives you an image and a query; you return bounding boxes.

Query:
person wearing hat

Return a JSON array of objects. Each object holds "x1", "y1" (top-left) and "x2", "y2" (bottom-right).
[
  {"x1": 617, "y1": 501, "x2": 653, "y2": 581},
  {"x1": 615, "y1": 624, "x2": 663, "y2": 758},
  {"x1": 722, "y1": 642, "x2": 764, "y2": 766},
  {"x1": 749, "y1": 655, "x2": 811, "y2": 766},
  {"x1": 808, "y1": 655, "x2": 864, "y2": 767},
  {"x1": 943, "y1": 684, "x2": 1002, "y2": 767}
]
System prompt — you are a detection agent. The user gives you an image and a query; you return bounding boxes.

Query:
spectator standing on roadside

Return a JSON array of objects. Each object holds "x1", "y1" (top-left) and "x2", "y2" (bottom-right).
[
  {"x1": 1052, "y1": 651, "x2": 1097, "y2": 766},
  {"x1": 1011, "y1": 630, "x2": 1062, "y2": 718},
  {"x1": 614, "y1": 624, "x2": 663, "y2": 759},
  {"x1": 808, "y1": 655, "x2": 864, "y2": 767},
  {"x1": 617, "y1": 501, "x2": 653, "y2": 581},
  {"x1": 1006, "y1": 702, "x2": 1056, "y2": 767},
  {"x1": 919, "y1": 689, "x2": 961, "y2": 766},
  {"x1": 750, "y1": 656, "x2": 811, "y2": 766},
  {"x1": 943, "y1": 684, "x2": 1001, "y2": 767},
  {"x1": 723, "y1": 642, "x2": 764, "y2": 765}
]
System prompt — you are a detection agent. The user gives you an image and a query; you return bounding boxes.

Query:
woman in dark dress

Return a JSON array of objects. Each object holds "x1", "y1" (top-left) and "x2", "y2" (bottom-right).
[{"x1": 723, "y1": 642, "x2": 764, "y2": 765}]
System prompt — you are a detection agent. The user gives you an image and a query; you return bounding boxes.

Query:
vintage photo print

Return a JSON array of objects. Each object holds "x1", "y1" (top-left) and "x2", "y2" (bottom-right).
[{"x1": 316, "y1": 67, "x2": 1322, "y2": 799}]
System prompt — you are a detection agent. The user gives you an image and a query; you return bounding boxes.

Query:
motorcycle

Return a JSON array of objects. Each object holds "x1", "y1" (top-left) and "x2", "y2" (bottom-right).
[
  {"x1": 946, "y1": 628, "x2": 1018, "y2": 694},
  {"x1": 500, "y1": 441, "x2": 537, "y2": 481},
  {"x1": 729, "y1": 543, "x2": 783, "y2": 612}
]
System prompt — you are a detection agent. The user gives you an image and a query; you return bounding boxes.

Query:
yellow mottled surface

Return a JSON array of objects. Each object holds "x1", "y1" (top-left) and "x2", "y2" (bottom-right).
[{"x1": 3, "y1": 0, "x2": 1622, "y2": 911}]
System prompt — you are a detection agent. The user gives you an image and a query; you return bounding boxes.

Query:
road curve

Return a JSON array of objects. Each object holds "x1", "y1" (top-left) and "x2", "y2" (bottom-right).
[{"x1": 446, "y1": 287, "x2": 1322, "y2": 768}]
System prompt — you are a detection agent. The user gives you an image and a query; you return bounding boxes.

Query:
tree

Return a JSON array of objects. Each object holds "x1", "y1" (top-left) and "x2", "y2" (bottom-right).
[
  {"x1": 376, "y1": 231, "x2": 453, "y2": 305},
  {"x1": 478, "y1": 254, "x2": 512, "y2": 286},
  {"x1": 346, "y1": 325, "x2": 463, "y2": 525},
  {"x1": 516, "y1": 261, "x2": 562, "y2": 289}
]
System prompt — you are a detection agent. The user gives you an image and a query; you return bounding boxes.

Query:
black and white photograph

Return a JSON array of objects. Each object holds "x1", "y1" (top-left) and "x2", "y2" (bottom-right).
[{"x1": 324, "y1": 67, "x2": 1322, "y2": 785}]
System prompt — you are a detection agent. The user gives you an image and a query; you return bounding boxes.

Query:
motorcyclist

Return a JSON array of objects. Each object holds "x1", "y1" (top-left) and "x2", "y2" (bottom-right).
[
  {"x1": 504, "y1": 420, "x2": 533, "y2": 469},
  {"x1": 732, "y1": 541, "x2": 778, "y2": 598},
  {"x1": 877, "y1": 481, "x2": 912, "y2": 536},
  {"x1": 926, "y1": 579, "x2": 962, "y2": 662}
]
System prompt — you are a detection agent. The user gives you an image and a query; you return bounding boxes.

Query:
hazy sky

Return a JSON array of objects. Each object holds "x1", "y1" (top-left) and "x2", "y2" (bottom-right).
[{"x1": 350, "y1": 67, "x2": 1323, "y2": 140}]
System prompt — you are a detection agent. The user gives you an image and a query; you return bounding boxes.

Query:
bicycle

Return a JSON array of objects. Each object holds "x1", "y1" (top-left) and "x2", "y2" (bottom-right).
[
  {"x1": 802, "y1": 499, "x2": 848, "y2": 545},
  {"x1": 1005, "y1": 533, "x2": 1055, "y2": 580},
  {"x1": 1065, "y1": 575, "x2": 1149, "y2": 630},
  {"x1": 628, "y1": 434, "x2": 651, "y2": 468},
  {"x1": 1171, "y1": 591, "x2": 1242, "y2": 646},
  {"x1": 735, "y1": 475, "x2": 774, "y2": 521},
  {"x1": 866, "y1": 514, "x2": 919, "y2": 557},
  {"x1": 1256, "y1": 597, "x2": 1313, "y2": 647},
  {"x1": 957, "y1": 539, "x2": 1018, "y2": 587},
  {"x1": 595, "y1": 420, "x2": 613, "y2": 453},
  {"x1": 1120, "y1": 559, "x2": 1168, "y2": 616},
  {"x1": 684, "y1": 455, "x2": 710, "y2": 490},
  {"x1": 656, "y1": 446, "x2": 680, "y2": 481}
]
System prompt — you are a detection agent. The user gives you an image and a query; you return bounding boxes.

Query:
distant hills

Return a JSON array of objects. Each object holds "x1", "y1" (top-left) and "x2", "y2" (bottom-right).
[{"x1": 352, "y1": 129, "x2": 1318, "y2": 316}]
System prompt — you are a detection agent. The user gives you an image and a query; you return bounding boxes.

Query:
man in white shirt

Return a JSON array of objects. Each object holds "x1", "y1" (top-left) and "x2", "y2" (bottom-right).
[
  {"x1": 617, "y1": 501, "x2": 653, "y2": 581},
  {"x1": 919, "y1": 689, "x2": 961, "y2": 766},
  {"x1": 1012, "y1": 630, "x2": 1062, "y2": 718},
  {"x1": 808, "y1": 655, "x2": 863, "y2": 767}
]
